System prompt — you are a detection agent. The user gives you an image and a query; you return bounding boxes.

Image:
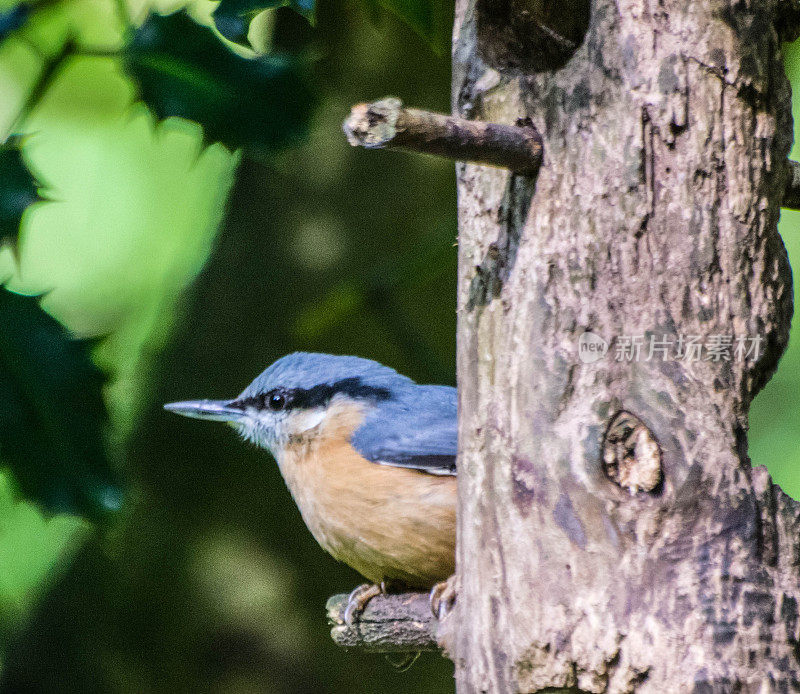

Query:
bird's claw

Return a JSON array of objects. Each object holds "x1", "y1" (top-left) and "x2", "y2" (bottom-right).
[
  {"x1": 429, "y1": 574, "x2": 457, "y2": 620},
  {"x1": 344, "y1": 582, "x2": 383, "y2": 624}
]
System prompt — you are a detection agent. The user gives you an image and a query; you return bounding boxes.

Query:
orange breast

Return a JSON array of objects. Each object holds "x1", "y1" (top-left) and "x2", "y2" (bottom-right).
[{"x1": 275, "y1": 400, "x2": 456, "y2": 587}]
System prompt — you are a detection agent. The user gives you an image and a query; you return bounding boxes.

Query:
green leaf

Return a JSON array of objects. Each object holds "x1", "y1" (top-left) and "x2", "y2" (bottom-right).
[
  {"x1": 4, "y1": 42, "x2": 239, "y2": 439},
  {"x1": 213, "y1": 0, "x2": 314, "y2": 46},
  {"x1": 0, "y1": 141, "x2": 41, "y2": 252},
  {"x1": 0, "y1": 286, "x2": 122, "y2": 522},
  {"x1": 0, "y1": 470, "x2": 86, "y2": 647},
  {"x1": 122, "y1": 11, "x2": 316, "y2": 156}
]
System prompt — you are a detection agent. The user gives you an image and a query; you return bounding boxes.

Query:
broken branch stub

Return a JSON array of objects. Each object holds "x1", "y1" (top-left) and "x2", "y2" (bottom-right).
[{"x1": 343, "y1": 97, "x2": 543, "y2": 175}]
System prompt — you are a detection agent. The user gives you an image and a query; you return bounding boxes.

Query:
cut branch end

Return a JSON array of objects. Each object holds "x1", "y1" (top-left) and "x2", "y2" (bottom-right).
[{"x1": 343, "y1": 97, "x2": 543, "y2": 175}]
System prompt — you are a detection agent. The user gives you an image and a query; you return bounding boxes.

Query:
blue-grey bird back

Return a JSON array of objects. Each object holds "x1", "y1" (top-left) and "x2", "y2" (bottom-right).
[{"x1": 351, "y1": 382, "x2": 457, "y2": 476}]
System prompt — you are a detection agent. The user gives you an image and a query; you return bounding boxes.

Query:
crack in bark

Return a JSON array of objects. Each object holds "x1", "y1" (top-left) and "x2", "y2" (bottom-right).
[{"x1": 466, "y1": 174, "x2": 535, "y2": 310}]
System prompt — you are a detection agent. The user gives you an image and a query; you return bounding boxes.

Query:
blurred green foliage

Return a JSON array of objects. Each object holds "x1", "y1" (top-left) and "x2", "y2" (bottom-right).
[
  {"x1": 750, "y1": 41, "x2": 800, "y2": 494},
  {"x1": 0, "y1": 473, "x2": 88, "y2": 648},
  {"x1": 0, "y1": 287, "x2": 120, "y2": 521},
  {"x1": 0, "y1": 141, "x2": 40, "y2": 248},
  {"x1": 213, "y1": 0, "x2": 314, "y2": 43},
  {"x1": 0, "y1": 0, "x2": 240, "y2": 669},
  {"x1": 124, "y1": 11, "x2": 315, "y2": 154},
  {"x1": 0, "y1": 0, "x2": 455, "y2": 691},
  {"x1": 0, "y1": 4, "x2": 30, "y2": 39},
  {"x1": 212, "y1": 0, "x2": 450, "y2": 53}
]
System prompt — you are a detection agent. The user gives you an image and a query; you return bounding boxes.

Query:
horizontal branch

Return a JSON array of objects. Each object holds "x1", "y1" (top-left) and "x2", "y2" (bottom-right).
[
  {"x1": 343, "y1": 97, "x2": 543, "y2": 175},
  {"x1": 326, "y1": 592, "x2": 439, "y2": 653},
  {"x1": 784, "y1": 160, "x2": 800, "y2": 210},
  {"x1": 344, "y1": 103, "x2": 800, "y2": 213}
]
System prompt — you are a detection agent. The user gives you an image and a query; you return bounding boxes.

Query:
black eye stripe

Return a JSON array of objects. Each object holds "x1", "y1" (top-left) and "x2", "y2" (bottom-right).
[{"x1": 233, "y1": 378, "x2": 391, "y2": 412}]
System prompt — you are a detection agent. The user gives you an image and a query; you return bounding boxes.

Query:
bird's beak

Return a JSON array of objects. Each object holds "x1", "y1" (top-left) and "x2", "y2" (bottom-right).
[{"x1": 163, "y1": 399, "x2": 246, "y2": 422}]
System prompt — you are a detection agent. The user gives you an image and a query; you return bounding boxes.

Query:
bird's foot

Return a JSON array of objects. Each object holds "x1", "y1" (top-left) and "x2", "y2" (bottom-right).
[
  {"x1": 429, "y1": 574, "x2": 458, "y2": 620},
  {"x1": 344, "y1": 582, "x2": 384, "y2": 624}
]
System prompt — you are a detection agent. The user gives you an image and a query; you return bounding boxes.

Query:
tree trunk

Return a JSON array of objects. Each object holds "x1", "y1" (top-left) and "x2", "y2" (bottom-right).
[{"x1": 452, "y1": 0, "x2": 800, "y2": 691}]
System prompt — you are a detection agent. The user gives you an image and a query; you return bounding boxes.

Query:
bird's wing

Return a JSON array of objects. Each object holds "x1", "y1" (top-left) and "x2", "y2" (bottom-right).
[{"x1": 350, "y1": 384, "x2": 457, "y2": 476}]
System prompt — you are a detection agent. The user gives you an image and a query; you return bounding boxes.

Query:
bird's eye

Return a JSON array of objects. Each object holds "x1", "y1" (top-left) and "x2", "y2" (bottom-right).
[{"x1": 267, "y1": 392, "x2": 286, "y2": 411}]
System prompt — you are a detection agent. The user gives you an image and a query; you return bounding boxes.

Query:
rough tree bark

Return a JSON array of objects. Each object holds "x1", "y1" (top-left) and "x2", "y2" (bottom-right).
[{"x1": 451, "y1": 0, "x2": 800, "y2": 692}]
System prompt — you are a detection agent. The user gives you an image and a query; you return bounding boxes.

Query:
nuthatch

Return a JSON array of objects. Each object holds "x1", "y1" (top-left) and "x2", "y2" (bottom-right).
[{"x1": 164, "y1": 352, "x2": 456, "y2": 622}]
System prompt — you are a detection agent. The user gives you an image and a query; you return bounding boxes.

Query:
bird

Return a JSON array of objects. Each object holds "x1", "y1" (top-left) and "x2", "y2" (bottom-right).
[{"x1": 164, "y1": 352, "x2": 457, "y2": 624}]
